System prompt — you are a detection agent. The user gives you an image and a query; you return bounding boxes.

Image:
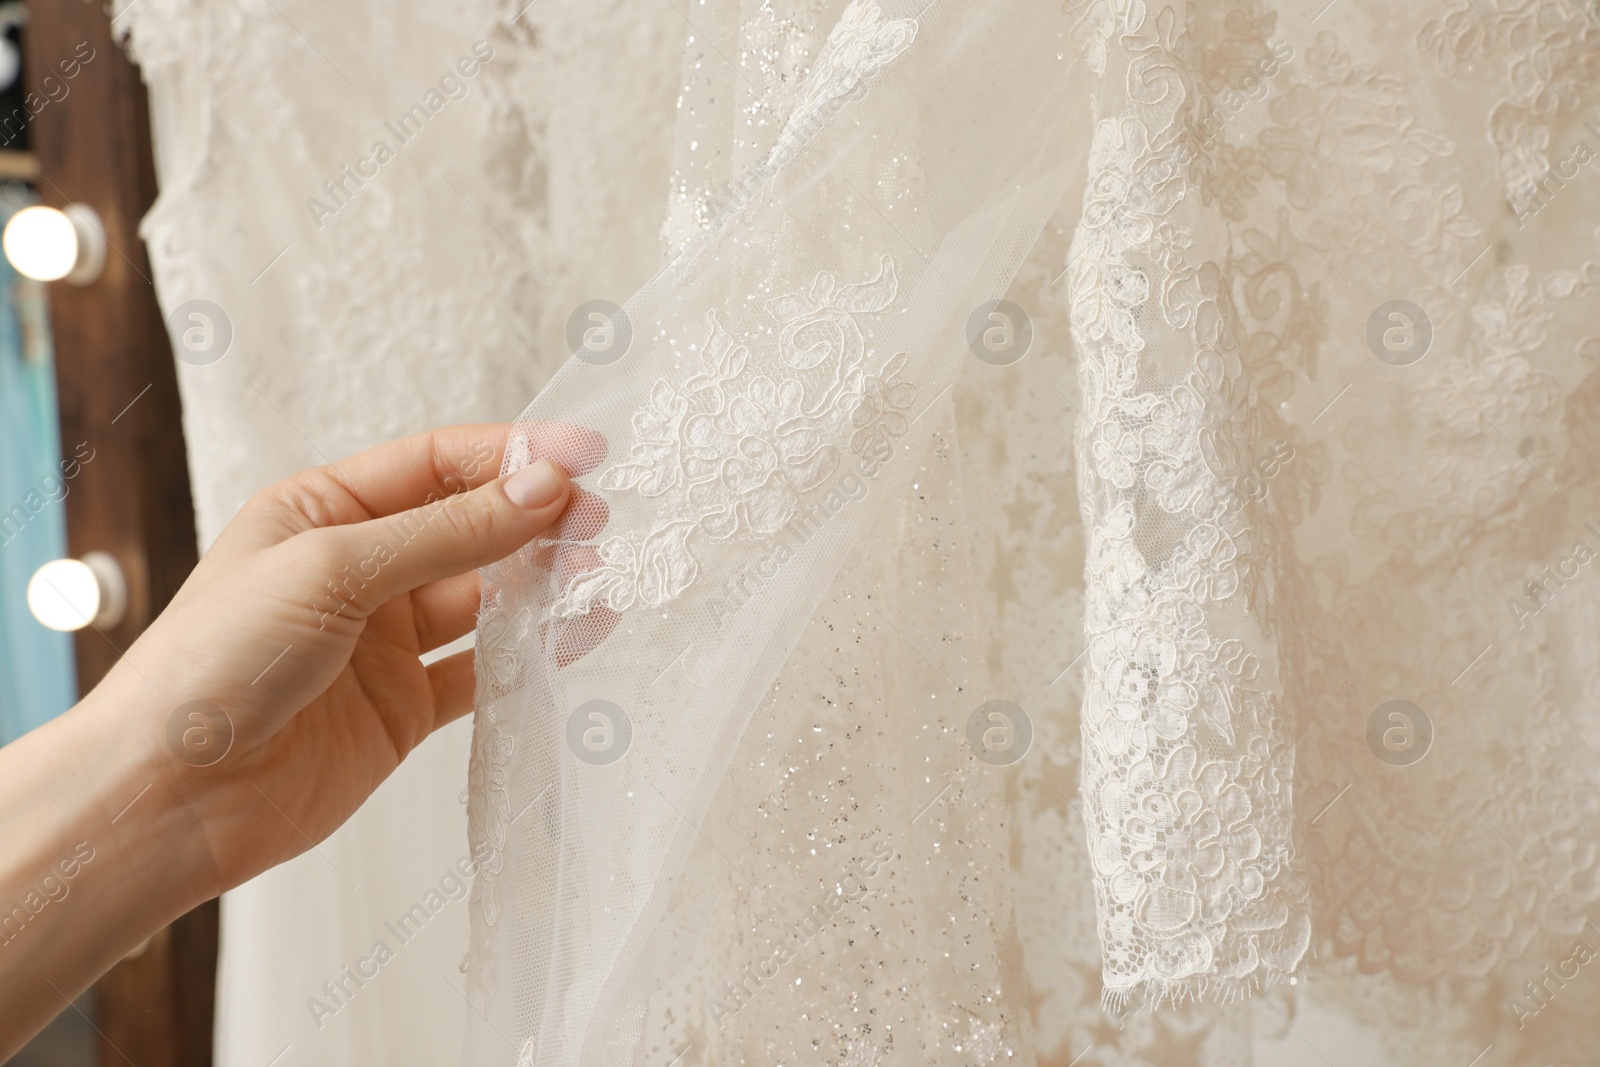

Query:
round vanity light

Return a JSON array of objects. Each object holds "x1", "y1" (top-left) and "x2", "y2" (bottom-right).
[
  {"x1": 26, "y1": 552, "x2": 127, "y2": 632},
  {"x1": 3, "y1": 204, "x2": 108, "y2": 284}
]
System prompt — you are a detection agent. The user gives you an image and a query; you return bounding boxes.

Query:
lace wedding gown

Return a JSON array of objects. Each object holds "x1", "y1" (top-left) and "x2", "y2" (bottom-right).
[{"x1": 119, "y1": 0, "x2": 1600, "y2": 1065}]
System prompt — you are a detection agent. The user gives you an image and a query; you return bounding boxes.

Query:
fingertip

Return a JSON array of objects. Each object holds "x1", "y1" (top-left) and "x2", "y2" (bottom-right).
[
  {"x1": 503, "y1": 458, "x2": 568, "y2": 511},
  {"x1": 426, "y1": 648, "x2": 478, "y2": 731},
  {"x1": 512, "y1": 422, "x2": 610, "y2": 477}
]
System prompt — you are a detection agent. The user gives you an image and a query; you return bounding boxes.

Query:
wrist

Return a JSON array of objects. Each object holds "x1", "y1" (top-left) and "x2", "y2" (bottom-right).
[
  {"x1": 74, "y1": 671, "x2": 222, "y2": 914},
  {"x1": 0, "y1": 675, "x2": 215, "y2": 1047}
]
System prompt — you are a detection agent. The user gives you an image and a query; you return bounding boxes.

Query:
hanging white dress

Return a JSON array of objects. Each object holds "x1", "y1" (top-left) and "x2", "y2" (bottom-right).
[{"x1": 118, "y1": 0, "x2": 1600, "y2": 1065}]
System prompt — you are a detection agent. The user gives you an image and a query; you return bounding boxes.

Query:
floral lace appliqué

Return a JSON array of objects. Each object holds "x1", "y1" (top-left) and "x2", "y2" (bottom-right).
[{"x1": 552, "y1": 256, "x2": 913, "y2": 618}]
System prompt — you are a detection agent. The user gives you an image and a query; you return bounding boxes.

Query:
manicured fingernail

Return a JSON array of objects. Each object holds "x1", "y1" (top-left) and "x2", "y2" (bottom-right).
[{"x1": 504, "y1": 458, "x2": 564, "y2": 509}]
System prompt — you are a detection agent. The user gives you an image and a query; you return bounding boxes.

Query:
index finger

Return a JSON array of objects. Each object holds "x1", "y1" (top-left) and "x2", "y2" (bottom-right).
[{"x1": 503, "y1": 420, "x2": 610, "y2": 482}]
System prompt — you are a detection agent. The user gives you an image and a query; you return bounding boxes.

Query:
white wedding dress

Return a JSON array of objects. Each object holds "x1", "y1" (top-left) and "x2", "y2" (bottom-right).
[{"x1": 117, "y1": 0, "x2": 1600, "y2": 1065}]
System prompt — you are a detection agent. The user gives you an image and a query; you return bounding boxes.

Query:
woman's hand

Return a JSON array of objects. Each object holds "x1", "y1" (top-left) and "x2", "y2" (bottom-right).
[
  {"x1": 126, "y1": 423, "x2": 599, "y2": 893},
  {"x1": 0, "y1": 422, "x2": 601, "y2": 1056}
]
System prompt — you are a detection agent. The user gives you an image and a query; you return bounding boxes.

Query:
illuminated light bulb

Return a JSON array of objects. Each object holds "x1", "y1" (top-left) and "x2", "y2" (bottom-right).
[
  {"x1": 26, "y1": 552, "x2": 127, "y2": 632},
  {"x1": 2, "y1": 204, "x2": 107, "y2": 284}
]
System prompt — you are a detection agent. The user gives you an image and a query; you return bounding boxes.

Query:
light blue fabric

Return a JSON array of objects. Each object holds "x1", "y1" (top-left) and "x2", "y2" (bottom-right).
[{"x1": 0, "y1": 187, "x2": 76, "y2": 746}]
